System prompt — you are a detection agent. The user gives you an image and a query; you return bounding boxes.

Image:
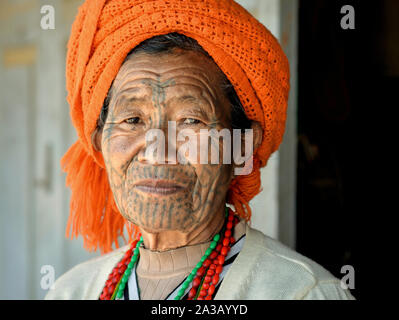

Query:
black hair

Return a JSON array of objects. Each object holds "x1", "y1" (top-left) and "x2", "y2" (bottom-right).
[{"x1": 97, "y1": 33, "x2": 252, "y2": 131}]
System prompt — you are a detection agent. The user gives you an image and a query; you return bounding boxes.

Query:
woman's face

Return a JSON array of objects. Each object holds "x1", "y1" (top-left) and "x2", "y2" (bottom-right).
[{"x1": 97, "y1": 49, "x2": 236, "y2": 234}]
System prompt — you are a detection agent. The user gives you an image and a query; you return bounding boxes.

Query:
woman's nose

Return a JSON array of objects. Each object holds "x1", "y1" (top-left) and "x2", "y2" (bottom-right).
[{"x1": 138, "y1": 123, "x2": 178, "y2": 165}]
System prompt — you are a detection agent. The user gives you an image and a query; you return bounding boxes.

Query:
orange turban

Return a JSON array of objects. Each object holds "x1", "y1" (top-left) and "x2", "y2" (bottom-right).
[{"x1": 63, "y1": 0, "x2": 290, "y2": 253}]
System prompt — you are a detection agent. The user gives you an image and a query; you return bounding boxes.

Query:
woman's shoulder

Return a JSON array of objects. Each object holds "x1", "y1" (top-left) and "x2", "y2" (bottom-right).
[
  {"x1": 44, "y1": 245, "x2": 129, "y2": 300},
  {"x1": 217, "y1": 226, "x2": 355, "y2": 300}
]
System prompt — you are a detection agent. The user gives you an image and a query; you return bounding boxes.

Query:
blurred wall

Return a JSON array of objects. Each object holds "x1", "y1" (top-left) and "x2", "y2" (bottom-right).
[{"x1": 0, "y1": 0, "x2": 297, "y2": 299}]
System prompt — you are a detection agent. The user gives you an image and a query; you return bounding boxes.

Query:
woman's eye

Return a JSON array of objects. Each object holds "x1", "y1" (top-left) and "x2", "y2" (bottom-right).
[
  {"x1": 183, "y1": 118, "x2": 201, "y2": 125},
  {"x1": 125, "y1": 117, "x2": 140, "y2": 124}
]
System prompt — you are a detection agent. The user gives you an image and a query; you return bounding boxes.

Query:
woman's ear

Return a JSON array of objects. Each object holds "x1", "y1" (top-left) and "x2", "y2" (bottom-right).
[
  {"x1": 231, "y1": 121, "x2": 263, "y2": 177},
  {"x1": 91, "y1": 126, "x2": 103, "y2": 152},
  {"x1": 251, "y1": 120, "x2": 262, "y2": 151}
]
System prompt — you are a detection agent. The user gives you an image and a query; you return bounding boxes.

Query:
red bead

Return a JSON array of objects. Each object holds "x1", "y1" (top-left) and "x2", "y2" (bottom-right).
[
  {"x1": 209, "y1": 264, "x2": 216, "y2": 270},
  {"x1": 111, "y1": 276, "x2": 118, "y2": 284},
  {"x1": 210, "y1": 251, "x2": 218, "y2": 259},
  {"x1": 197, "y1": 297, "x2": 204, "y2": 300},
  {"x1": 215, "y1": 265, "x2": 223, "y2": 274},
  {"x1": 197, "y1": 266, "x2": 205, "y2": 276},
  {"x1": 204, "y1": 276, "x2": 212, "y2": 283},
  {"x1": 212, "y1": 274, "x2": 220, "y2": 285},
  {"x1": 226, "y1": 221, "x2": 233, "y2": 230},
  {"x1": 208, "y1": 284, "x2": 215, "y2": 296},
  {"x1": 228, "y1": 215, "x2": 234, "y2": 221},
  {"x1": 202, "y1": 283, "x2": 210, "y2": 290},
  {"x1": 111, "y1": 269, "x2": 119, "y2": 276},
  {"x1": 117, "y1": 261, "x2": 124, "y2": 269},
  {"x1": 223, "y1": 238, "x2": 230, "y2": 246},
  {"x1": 193, "y1": 277, "x2": 201, "y2": 288},
  {"x1": 230, "y1": 237, "x2": 235, "y2": 244},
  {"x1": 203, "y1": 259, "x2": 211, "y2": 268},
  {"x1": 205, "y1": 295, "x2": 212, "y2": 300},
  {"x1": 224, "y1": 230, "x2": 232, "y2": 238},
  {"x1": 218, "y1": 255, "x2": 225, "y2": 265},
  {"x1": 188, "y1": 288, "x2": 197, "y2": 299},
  {"x1": 213, "y1": 259, "x2": 219, "y2": 265},
  {"x1": 207, "y1": 269, "x2": 215, "y2": 276},
  {"x1": 221, "y1": 246, "x2": 229, "y2": 256},
  {"x1": 108, "y1": 284, "x2": 115, "y2": 295},
  {"x1": 216, "y1": 244, "x2": 222, "y2": 252},
  {"x1": 199, "y1": 289, "x2": 207, "y2": 297}
]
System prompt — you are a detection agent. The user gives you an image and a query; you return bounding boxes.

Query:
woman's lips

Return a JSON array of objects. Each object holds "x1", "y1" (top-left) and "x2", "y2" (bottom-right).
[{"x1": 134, "y1": 179, "x2": 185, "y2": 195}]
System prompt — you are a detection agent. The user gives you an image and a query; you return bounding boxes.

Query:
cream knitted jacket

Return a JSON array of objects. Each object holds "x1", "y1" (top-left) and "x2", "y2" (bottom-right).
[{"x1": 45, "y1": 225, "x2": 355, "y2": 300}]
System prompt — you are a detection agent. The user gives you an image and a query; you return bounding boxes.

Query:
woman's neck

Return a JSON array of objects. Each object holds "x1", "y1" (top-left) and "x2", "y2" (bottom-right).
[{"x1": 139, "y1": 202, "x2": 225, "y2": 251}]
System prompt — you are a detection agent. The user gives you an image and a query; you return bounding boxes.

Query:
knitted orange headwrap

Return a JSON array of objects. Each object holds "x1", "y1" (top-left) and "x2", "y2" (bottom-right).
[{"x1": 62, "y1": 0, "x2": 290, "y2": 253}]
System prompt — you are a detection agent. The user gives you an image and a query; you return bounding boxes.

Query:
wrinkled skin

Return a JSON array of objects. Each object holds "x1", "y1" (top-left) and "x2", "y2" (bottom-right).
[{"x1": 92, "y1": 49, "x2": 262, "y2": 251}]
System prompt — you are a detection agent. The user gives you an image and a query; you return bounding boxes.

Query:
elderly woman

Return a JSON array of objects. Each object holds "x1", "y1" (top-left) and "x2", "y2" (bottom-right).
[{"x1": 45, "y1": 0, "x2": 354, "y2": 300}]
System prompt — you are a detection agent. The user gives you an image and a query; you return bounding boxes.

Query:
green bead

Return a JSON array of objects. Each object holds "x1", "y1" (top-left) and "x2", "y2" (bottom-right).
[
  {"x1": 196, "y1": 262, "x2": 202, "y2": 269},
  {"x1": 210, "y1": 241, "x2": 217, "y2": 249},
  {"x1": 191, "y1": 268, "x2": 198, "y2": 276},
  {"x1": 200, "y1": 256, "x2": 206, "y2": 263},
  {"x1": 131, "y1": 255, "x2": 138, "y2": 263},
  {"x1": 187, "y1": 274, "x2": 194, "y2": 283},
  {"x1": 134, "y1": 248, "x2": 139, "y2": 255},
  {"x1": 182, "y1": 282, "x2": 189, "y2": 290},
  {"x1": 124, "y1": 269, "x2": 132, "y2": 277},
  {"x1": 121, "y1": 275, "x2": 128, "y2": 283},
  {"x1": 116, "y1": 290, "x2": 124, "y2": 299},
  {"x1": 213, "y1": 234, "x2": 220, "y2": 242},
  {"x1": 205, "y1": 248, "x2": 212, "y2": 256},
  {"x1": 174, "y1": 296, "x2": 180, "y2": 300},
  {"x1": 178, "y1": 288, "x2": 185, "y2": 296}
]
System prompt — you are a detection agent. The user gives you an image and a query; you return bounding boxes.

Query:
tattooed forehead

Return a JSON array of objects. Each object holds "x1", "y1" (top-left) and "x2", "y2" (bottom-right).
[{"x1": 113, "y1": 73, "x2": 218, "y2": 102}]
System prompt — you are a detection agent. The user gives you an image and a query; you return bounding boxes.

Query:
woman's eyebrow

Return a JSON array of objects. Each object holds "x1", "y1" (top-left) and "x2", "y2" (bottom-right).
[
  {"x1": 177, "y1": 95, "x2": 199, "y2": 102},
  {"x1": 112, "y1": 89, "x2": 149, "y2": 111}
]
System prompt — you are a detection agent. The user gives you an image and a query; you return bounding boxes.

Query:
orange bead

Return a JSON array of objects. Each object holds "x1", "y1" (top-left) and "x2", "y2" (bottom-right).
[
  {"x1": 212, "y1": 274, "x2": 219, "y2": 285},
  {"x1": 207, "y1": 269, "x2": 215, "y2": 276},
  {"x1": 193, "y1": 277, "x2": 201, "y2": 288},
  {"x1": 221, "y1": 246, "x2": 229, "y2": 256},
  {"x1": 208, "y1": 284, "x2": 215, "y2": 295},
  {"x1": 197, "y1": 266, "x2": 205, "y2": 276},
  {"x1": 210, "y1": 251, "x2": 218, "y2": 259},
  {"x1": 188, "y1": 288, "x2": 197, "y2": 299},
  {"x1": 108, "y1": 284, "x2": 115, "y2": 295},
  {"x1": 218, "y1": 255, "x2": 225, "y2": 265},
  {"x1": 203, "y1": 259, "x2": 211, "y2": 268}
]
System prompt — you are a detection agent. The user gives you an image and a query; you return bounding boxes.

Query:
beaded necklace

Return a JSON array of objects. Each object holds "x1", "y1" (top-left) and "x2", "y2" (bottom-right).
[{"x1": 99, "y1": 207, "x2": 238, "y2": 300}]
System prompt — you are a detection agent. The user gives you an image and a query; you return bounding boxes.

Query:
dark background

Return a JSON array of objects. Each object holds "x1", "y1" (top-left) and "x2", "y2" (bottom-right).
[{"x1": 296, "y1": 0, "x2": 397, "y2": 300}]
